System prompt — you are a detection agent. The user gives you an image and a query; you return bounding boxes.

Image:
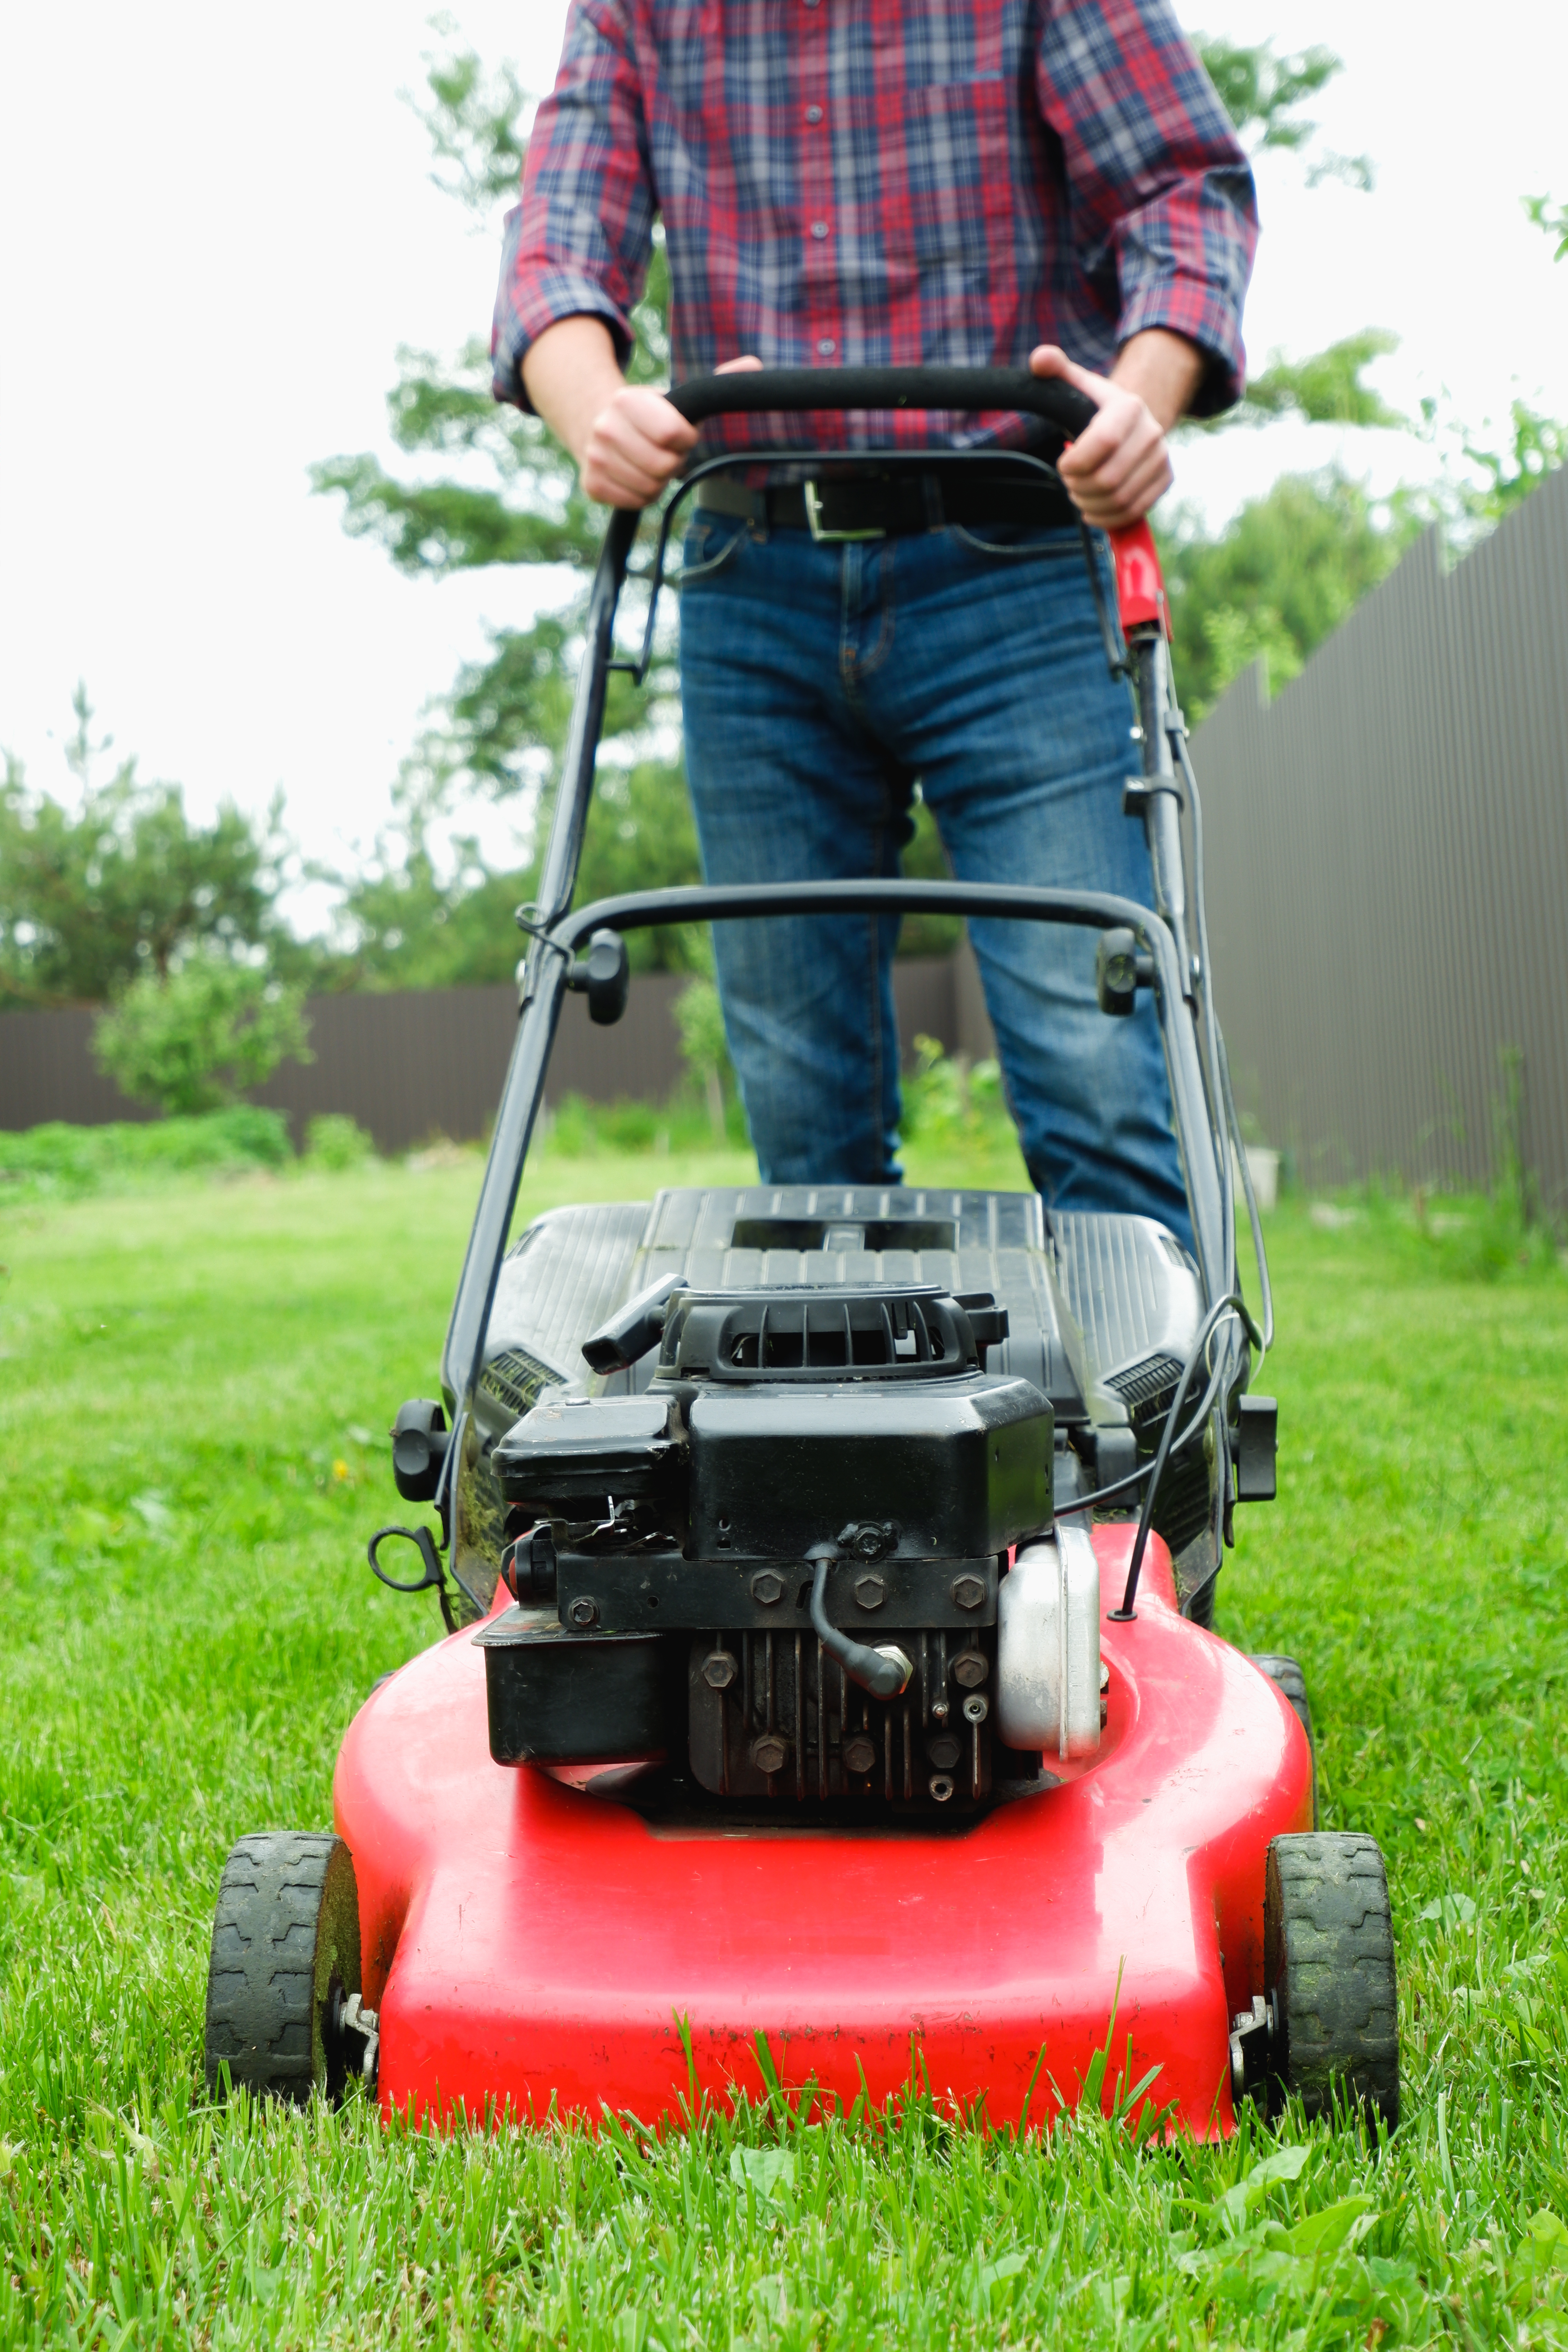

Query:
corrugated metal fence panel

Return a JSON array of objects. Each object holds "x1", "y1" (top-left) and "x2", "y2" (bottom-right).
[
  {"x1": 1194, "y1": 463, "x2": 1568, "y2": 1211},
  {"x1": 0, "y1": 957, "x2": 966, "y2": 1156}
]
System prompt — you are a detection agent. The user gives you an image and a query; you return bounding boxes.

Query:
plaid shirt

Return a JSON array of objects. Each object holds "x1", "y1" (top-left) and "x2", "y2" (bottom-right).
[{"x1": 494, "y1": 0, "x2": 1257, "y2": 454}]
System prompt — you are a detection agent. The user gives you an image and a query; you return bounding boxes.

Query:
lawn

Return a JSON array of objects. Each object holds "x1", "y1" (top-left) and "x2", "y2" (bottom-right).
[{"x1": 0, "y1": 1144, "x2": 1565, "y2": 2347}]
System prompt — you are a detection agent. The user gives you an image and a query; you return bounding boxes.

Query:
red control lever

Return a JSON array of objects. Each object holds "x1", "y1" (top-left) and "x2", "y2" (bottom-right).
[{"x1": 1108, "y1": 521, "x2": 1170, "y2": 639}]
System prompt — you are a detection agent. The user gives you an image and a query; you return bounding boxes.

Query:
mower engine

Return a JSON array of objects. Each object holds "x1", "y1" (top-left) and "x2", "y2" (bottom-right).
[{"x1": 477, "y1": 1281, "x2": 1101, "y2": 1809}]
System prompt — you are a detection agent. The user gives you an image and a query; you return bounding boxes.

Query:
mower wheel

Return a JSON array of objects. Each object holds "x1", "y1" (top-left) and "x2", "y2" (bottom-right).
[
  {"x1": 1265, "y1": 1832, "x2": 1399, "y2": 2133},
  {"x1": 1248, "y1": 1653, "x2": 1318, "y2": 1826},
  {"x1": 205, "y1": 1831, "x2": 365, "y2": 2106}
]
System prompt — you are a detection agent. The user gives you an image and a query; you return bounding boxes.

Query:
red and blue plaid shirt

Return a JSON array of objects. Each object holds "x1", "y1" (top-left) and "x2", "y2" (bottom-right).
[{"x1": 494, "y1": 0, "x2": 1257, "y2": 454}]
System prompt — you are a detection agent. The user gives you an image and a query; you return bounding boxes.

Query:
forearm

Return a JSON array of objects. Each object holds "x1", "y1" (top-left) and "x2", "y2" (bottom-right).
[
  {"x1": 521, "y1": 316, "x2": 628, "y2": 469},
  {"x1": 1110, "y1": 329, "x2": 1205, "y2": 433}
]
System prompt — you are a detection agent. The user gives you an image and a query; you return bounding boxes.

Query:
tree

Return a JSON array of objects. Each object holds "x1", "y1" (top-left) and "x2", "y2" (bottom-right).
[
  {"x1": 93, "y1": 952, "x2": 312, "y2": 1117},
  {"x1": 1195, "y1": 34, "x2": 1372, "y2": 191},
  {"x1": 0, "y1": 687, "x2": 291, "y2": 1009},
  {"x1": 1160, "y1": 471, "x2": 1422, "y2": 719},
  {"x1": 1524, "y1": 192, "x2": 1568, "y2": 263}
]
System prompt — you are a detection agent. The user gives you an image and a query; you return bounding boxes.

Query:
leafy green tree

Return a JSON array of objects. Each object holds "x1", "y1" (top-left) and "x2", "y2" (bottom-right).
[
  {"x1": 93, "y1": 952, "x2": 312, "y2": 1117},
  {"x1": 1524, "y1": 192, "x2": 1568, "y2": 263},
  {"x1": 1195, "y1": 34, "x2": 1372, "y2": 190},
  {"x1": 1160, "y1": 472, "x2": 1421, "y2": 719},
  {"x1": 0, "y1": 687, "x2": 290, "y2": 1009}
]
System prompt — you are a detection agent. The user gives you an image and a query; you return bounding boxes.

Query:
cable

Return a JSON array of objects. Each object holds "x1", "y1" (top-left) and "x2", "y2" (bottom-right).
[
  {"x1": 1057, "y1": 1337, "x2": 1234, "y2": 1518},
  {"x1": 1108, "y1": 1290, "x2": 1260, "y2": 1620},
  {"x1": 1174, "y1": 727, "x2": 1274, "y2": 1360}
]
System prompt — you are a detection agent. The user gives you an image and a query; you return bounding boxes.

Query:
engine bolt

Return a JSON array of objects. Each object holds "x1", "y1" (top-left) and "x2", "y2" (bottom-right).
[
  {"x1": 567, "y1": 1596, "x2": 598, "y2": 1628},
  {"x1": 750, "y1": 1733, "x2": 789, "y2": 1774},
  {"x1": 853, "y1": 1574, "x2": 886, "y2": 1611},
  {"x1": 961, "y1": 1692, "x2": 989, "y2": 1724},
  {"x1": 951, "y1": 1574, "x2": 985, "y2": 1611},
  {"x1": 951, "y1": 1651, "x2": 989, "y2": 1688},
  {"x1": 926, "y1": 1731, "x2": 962, "y2": 1771},
  {"x1": 750, "y1": 1569, "x2": 785, "y2": 1606},
  {"x1": 928, "y1": 1774, "x2": 955, "y2": 1803},
  {"x1": 702, "y1": 1649, "x2": 738, "y2": 1690},
  {"x1": 842, "y1": 1733, "x2": 877, "y2": 1775}
]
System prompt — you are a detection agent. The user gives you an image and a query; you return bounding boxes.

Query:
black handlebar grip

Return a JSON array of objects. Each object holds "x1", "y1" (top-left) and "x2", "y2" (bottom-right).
[{"x1": 664, "y1": 365, "x2": 1097, "y2": 440}]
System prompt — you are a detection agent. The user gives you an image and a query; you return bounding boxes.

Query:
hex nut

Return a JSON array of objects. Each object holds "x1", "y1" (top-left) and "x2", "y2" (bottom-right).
[
  {"x1": 750, "y1": 1570, "x2": 785, "y2": 1606},
  {"x1": 926, "y1": 1731, "x2": 962, "y2": 1771},
  {"x1": 702, "y1": 1649, "x2": 738, "y2": 1690},
  {"x1": 951, "y1": 1650, "x2": 989, "y2": 1688},
  {"x1": 853, "y1": 1574, "x2": 886, "y2": 1611},
  {"x1": 842, "y1": 1732, "x2": 877, "y2": 1775},
  {"x1": 750, "y1": 1732, "x2": 789, "y2": 1774},
  {"x1": 567, "y1": 1596, "x2": 598, "y2": 1629},
  {"x1": 951, "y1": 1574, "x2": 986, "y2": 1611}
]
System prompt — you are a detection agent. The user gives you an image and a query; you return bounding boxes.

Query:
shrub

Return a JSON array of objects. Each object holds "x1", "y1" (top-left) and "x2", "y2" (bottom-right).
[
  {"x1": 0, "y1": 1108, "x2": 292, "y2": 1196},
  {"x1": 304, "y1": 1114, "x2": 375, "y2": 1171},
  {"x1": 93, "y1": 955, "x2": 312, "y2": 1116}
]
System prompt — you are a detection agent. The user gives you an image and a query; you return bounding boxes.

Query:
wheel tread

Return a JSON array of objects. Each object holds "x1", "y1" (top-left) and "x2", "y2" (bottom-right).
[
  {"x1": 1266, "y1": 1830, "x2": 1399, "y2": 2131},
  {"x1": 204, "y1": 1831, "x2": 360, "y2": 2103}
]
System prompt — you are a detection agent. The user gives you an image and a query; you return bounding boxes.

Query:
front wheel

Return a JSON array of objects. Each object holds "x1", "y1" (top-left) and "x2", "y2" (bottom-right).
[
  {"x1": 1265, "y1": 1831, "x2": 1399, "y2": 2132},
  {"x1": 205, "y1": 1831, "x2": 373, "y2": 2104}
]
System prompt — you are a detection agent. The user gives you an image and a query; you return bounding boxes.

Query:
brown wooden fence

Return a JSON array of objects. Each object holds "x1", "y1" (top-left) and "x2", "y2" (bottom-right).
[
  {"x1": 0, "y1": 951, "x2": 996, "y2": 1156},
  {"x1": 1192, "y1": 460, "x2": 1568, "y2": 1212}
]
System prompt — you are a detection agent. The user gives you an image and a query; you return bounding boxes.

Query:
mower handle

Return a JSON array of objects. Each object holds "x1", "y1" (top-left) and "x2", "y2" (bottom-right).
[
  {"x1": 665, "y1": 364, "x2": 1097, "y2": 438},
  {"x1": 664, "y1": 368, "x2": 1167, "y2": 635}
]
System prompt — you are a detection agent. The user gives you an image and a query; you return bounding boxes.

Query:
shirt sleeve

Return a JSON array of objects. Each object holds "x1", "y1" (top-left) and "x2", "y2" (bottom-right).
[
  {"x1": 1035, "y1": 0, "x2": 1258, "y2": 414},
  {"x1": 492, "y1": 0, "x2": 655, "y2": 409}
]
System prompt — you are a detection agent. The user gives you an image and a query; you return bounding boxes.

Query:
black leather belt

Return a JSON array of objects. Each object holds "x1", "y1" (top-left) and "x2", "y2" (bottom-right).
[{"x1": 695, "y1": 467, "x2": 1076, "y2": 540}]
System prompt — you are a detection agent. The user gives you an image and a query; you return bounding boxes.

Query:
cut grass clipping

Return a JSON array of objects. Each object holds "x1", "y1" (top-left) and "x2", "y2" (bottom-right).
[{"x1": 0, "y1": 1152, "x2": 1564, "y2": 2346}]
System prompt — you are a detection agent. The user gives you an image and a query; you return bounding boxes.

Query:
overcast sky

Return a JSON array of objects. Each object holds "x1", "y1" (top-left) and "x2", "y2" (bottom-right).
[{"x1": 2, "y1": 0, "x2": 1564, "y2": 915}]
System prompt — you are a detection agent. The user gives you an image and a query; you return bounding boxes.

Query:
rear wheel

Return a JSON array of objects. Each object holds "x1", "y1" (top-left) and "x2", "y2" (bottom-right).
[
  {"x1": 1265, "y1": 1831, "x2": 1399, "y2": 2132},
  {"x1": 205, "y1": 1831, "x2": 368, "y2": 2104},
  {"x1": 1248, "y1": 1652, "x2": 1318, "y2": 1826}
]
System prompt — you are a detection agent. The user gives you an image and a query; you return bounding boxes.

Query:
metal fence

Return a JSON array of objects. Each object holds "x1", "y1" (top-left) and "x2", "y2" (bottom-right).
[
  {"x1": 0, "y1": 952, "x2": 994, "y2": 1157},
  {"x1": 1192, "y1": 461, "x2": 1568, "y2": 1214}
]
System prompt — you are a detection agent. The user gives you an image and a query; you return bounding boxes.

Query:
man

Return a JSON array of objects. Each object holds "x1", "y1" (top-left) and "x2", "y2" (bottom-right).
[{"x1": 494, "y1": 0, "x2": 1256, "y2": 1239}]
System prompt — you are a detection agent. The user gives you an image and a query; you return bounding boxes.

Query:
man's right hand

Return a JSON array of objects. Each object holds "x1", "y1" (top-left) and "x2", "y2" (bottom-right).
[{"x1": 522, "y1": 315, "x2": 762, "y2": 509}]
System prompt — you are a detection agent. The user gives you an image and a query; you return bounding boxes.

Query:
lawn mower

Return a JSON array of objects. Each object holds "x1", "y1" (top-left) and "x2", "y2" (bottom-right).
[{"x1": 204, "y1": 369, "x2": 1399, "y2": 2138}]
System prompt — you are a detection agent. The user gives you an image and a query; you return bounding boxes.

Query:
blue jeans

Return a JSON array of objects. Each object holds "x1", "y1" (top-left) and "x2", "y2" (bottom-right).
[{"x1": 678, "y1": 514, "x2": 1191, "y2": 1243}]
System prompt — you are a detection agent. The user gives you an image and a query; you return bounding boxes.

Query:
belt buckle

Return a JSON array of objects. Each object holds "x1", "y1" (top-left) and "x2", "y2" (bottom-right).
[{"x1": 803, "y1": 481, "x2": 885, "y2": 543}]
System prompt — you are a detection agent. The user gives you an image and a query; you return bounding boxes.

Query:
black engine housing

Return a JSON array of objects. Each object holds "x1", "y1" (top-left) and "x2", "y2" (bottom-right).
[{"x1": 483, "y1": 1281, "x2": 1054, "y2": 1807}]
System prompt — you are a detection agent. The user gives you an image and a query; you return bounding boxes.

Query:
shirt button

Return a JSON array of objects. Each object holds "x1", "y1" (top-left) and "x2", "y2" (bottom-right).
[
  {"x1": 811, "y1": 220, "x2": 829, "y2": 239},
  {"x1": 805, "y1": 104, "x2": 823, "y2": 123},
  {"x1": 817, "y1": 338, "x2": 836, "y2": 355}
]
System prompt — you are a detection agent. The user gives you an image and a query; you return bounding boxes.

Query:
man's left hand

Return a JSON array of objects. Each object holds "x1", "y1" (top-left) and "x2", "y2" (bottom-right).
[{"x1": 1029, "y1": 330, "x2": 1204, "y2": 531}]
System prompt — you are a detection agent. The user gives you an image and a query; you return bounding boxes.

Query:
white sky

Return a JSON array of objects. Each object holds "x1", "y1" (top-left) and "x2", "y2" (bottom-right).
[{"x1": 2, "y1": 0, "x2": 1564, "y2": 919}]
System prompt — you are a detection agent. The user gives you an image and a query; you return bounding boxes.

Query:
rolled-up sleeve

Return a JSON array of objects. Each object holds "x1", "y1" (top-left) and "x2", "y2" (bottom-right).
[
  {"x1": 1037, "y1": 0, "x2": 1258, "y2": 414},
  {"x1": 492, "y1": 0, "x2": 655, "y2": 409}
]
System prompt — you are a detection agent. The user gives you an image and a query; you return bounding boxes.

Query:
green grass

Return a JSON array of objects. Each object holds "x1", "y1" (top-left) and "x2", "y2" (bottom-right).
[{"x1": 0, "y1": 1156, "x2": 1565, "y2": 2347}]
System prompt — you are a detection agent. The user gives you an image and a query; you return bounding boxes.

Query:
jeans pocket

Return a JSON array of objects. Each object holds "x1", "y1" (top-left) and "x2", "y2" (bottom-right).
[
  {"x1": 677, "y1": 514, "x2": 751, "y2": 587},
  {"x1": 947, "y1": 521, "x2": 1083, "y2": 562}
]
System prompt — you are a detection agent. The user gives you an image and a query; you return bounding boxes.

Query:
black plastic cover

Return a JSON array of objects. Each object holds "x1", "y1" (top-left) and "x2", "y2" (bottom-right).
[
  {"x1": 686, "y1": 1375, "x2": 1051, "y2": 1560},
  {"x1": 492, "y1": 1391, "x2": 684, "y2": 1514}
]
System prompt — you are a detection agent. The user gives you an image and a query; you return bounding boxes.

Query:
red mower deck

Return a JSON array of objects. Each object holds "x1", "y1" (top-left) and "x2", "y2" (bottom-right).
[{"x1": 336, "y1": 1523, "x2": 1311, "y2": 2133}]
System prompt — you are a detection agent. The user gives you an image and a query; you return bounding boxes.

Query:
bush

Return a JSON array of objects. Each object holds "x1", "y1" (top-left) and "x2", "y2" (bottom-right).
[
  {"x1": 0, "y1": 1108, "x2": 293, "y2": 1197},
  {"x1": 93, "y1": 955, "x2": 312, "y2": 1116},
  {"x1": 303, "y1": 1114, "x2": 375, "y2": 1171}
]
